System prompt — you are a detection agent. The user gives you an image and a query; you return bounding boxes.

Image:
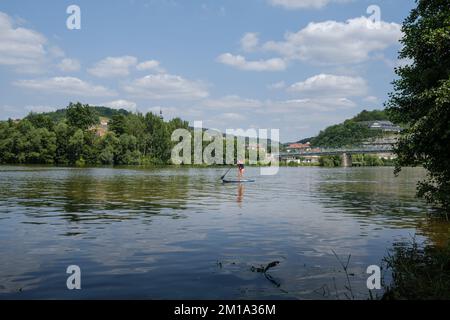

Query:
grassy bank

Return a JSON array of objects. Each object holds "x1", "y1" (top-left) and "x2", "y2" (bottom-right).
[{"x1": 382, "y1": 240, "x2": 450, "y2": 300}]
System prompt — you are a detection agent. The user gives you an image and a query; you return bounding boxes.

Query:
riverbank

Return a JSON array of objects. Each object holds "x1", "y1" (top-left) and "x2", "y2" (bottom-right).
[
  {"x1": 0, "y1": 159, "x2": 396, "y2": 169},
  {"x1": 382, "y1": 237, "x2": 450, "y2": 300}
]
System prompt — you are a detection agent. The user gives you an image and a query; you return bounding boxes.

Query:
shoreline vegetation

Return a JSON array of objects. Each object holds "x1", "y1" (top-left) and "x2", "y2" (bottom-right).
[
  {"x1": 382, "y1": 239, "x2": 450, "y2": 300},
  {"x1": 0, "y1": 103, "x2": 182, "y2": 166},
  {"x1": 0, "y1": 103, "x2": 397, "y2": 168}
]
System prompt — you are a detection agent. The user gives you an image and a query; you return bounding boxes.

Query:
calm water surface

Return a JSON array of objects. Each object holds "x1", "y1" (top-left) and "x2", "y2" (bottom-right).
[{"x1": 0, "y1": 166, "x2": 447, "y2": 299}]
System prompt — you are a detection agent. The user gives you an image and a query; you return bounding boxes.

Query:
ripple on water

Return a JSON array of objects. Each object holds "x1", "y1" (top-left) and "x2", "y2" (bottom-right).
[{"x1": 0, "y1": 166, "x2": 438, "y2": 299}]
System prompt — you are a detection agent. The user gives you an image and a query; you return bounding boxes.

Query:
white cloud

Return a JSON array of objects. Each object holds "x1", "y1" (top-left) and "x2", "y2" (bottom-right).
[
  {"x1": 263, "y1": 17, "x2": 402, "y2": 65},
  {"x1": 48, "y1": 46, "x2": 65, "y2": 59},
  {"x1": 240, "y1": 33, "x2": 259, "y2": 52},
  {"x1": 57, "y1": 58, "x2": 80, "y2": 72},
  {"x1": 0, "y1": 12, "x2": 47, "y2": 72},
  {"x1": 202, "y1": 95, "x2": 263, "y2": 109},
  {"x1": 14, "y1": 77, "x2": 116, "y2": 97},
  {"x1": 102, "y1": 99, "x2": 137, "y2": 112},
  {"x1": 124, "y1": 73, "x2": 209, "y2": 100},
  {"x1": 217, "y1": 53, "x2": 286, "y2": 71},
  {"x1": 265, "y1": 97, "x2": 356, "y2": 112},
  {"x1": 88, "y1": 56, "x2": 138, "y2": 78},
  {"x1": 287, "y1": 74, "x2": 368, "y2": 97},
  {"x1": 136, "y1": 60, "x2": 163, "y2": 72},
  {"x1": 200, "y1": 94, "x2": 356, "y2": 114},
  {"x1": 268, "y1": 0, "x2": 351, "y2": 10}
]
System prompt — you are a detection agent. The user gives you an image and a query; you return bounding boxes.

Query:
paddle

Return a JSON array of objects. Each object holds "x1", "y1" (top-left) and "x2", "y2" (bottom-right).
[{"x1": 220, "y1": 167, "x2": 233, "y2": 180}]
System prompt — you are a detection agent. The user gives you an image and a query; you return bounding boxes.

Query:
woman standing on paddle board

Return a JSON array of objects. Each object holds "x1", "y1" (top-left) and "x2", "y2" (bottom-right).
[{"x1": 237, "y1": 160, "x2": 245, "y2": 179}]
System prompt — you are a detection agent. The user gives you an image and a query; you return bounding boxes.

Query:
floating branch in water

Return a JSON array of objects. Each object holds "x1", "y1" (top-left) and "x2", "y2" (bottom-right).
[
  {"x1": 251, "y1": 261, "x2": 280, "y2": 273},
  {"x1": 251, "y1": 261, "x2": 281, "y2": 287}
]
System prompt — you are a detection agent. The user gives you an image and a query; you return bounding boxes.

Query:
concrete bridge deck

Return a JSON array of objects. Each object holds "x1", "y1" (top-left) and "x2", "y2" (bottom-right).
[{"x1": 279, "y1": 145, "x2": 395, "y2": 167}]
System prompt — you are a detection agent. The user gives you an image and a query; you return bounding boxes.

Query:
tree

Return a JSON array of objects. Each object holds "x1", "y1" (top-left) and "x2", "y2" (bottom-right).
[
  {"x1": 145, "y1": 113, "x2": 171, "y2": 163},
  {"x1": 386, "y1": 0, "x2": 450, "y2": 210},
  {"x1": 26, "y1": 128, "x2": 57, "y2": 164},
  {"x1": 54, "y1": 122, "x2": 70, "y2": 165},
  {"x1": 99, "y1": 132, "x2": 119, "y2": 165},
  {"x1": 116, "y1": 134, "x2": 141, "y2": 165},
  {"x1": 352, "y1": 110, "x2": 389, "y2": 122},
  {"x1": 0, "y1": 121, "x2": 16, "y2": 163},
  {"x1": 109, "y1": 114, "x2": 127, "y2": 136},
  {"x1": 68, "y1": 129, "x2": 85, "y2": 165},
  {"x1": 311, "y1": 120, "x2": 379, "y2": 148},
  {"x1": 66, "y1": 102, "x2": 99, "y2": 130},
  {"x1": 0, "y1": 104, "x2": 188, "y2": 166},
  {"x1": 26, "y1": 113, "x2": 55, "y2": 131}
]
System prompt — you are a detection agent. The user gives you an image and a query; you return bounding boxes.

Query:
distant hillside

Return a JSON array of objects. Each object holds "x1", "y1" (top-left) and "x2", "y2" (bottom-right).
[
  {"x1": 309, "y1": 109, "x2": 397, "y2": 148},
  {"x1": 351, "y1": 109, "x2": 389, "y2": 122},
  {"x1": 34, "y1": 106, "x2": 130, "y2": 122}
]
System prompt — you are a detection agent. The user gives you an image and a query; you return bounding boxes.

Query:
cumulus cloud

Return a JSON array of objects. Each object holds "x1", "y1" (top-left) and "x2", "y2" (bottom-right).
[
  {"x1": 217, "y1": 53, "x2": 287, "y2": 71},
  {"x1": 14, "y1": 77, "x2": 116, "y2": 97},
  {"x1": 263, "y1": 17, "x2": 402, "y2": 65},
  {"x1": 0, "y1": 12, "x2": 47, "y2": 72},
  {"x1": 287, "y1": 74, "x2": 368, "y2": 97},
  {"x1": 88, "y1": 56, "x2": 138, "y2": 78},
  {"x1": 136, "y1": 60, "x2": 163, "y2": 72},
  {"x1": 268, "y1": 0, "x2": 351, "y2": 10},
  {"x1": 124, "y1": 73, "x2": 209, "y2": 100},
  {"x1": 240, "y1": 33, "x2": 259, "y2": 52},
  {"x1": 102, "y1": 99, "x2": 137, "y2": 112},
  {"x1": 57, "y1": 58, "x2": 80, "y2": 72}
]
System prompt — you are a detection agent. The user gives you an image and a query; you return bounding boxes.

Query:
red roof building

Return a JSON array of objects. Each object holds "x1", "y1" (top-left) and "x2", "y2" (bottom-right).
[{"x1": 287, "y1": 142, "x2": 311, "y2": 150}]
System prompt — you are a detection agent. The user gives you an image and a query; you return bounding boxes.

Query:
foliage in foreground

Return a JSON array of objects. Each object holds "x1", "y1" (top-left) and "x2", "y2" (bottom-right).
[
  {"x1": 386, "y1": 0, "x2": 450, "y2": 210},
  {"x1": 382, "y1": 241, "x2": 450, "y2": 300}
]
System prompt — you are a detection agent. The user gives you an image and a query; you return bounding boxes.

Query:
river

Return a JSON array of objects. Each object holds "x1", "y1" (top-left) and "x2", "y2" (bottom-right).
[{"x1": 0, "y1": 166, "x2": 447, "y2": 299}]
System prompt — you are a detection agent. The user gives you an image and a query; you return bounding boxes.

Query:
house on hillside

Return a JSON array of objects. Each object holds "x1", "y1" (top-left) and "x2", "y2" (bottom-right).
[
  {"x1": 286, "y1": 142, "x2": 311, "y2": 153},
  {"x1": 361, "y1": 121, "x2": 401, "y2": 133},
  {"x1": 91, "y1": 118, "x2": 109, "y2": 137}
]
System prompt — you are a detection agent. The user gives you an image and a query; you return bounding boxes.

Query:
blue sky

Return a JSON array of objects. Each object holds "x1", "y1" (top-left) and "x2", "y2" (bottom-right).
[{"x1": 0, "y1": 0, "x2": 416, "y2": 141}]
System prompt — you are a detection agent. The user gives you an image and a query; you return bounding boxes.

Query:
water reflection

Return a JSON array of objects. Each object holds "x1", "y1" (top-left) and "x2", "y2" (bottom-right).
[
  {"x1": 314, "y1": 167, "x2": 450, "y2": 247},
  {"x1": 6, "y1": 168, "x2": 191, "y2": 223},
  {"x1": 237, "y1": 184, "x2": 244, "y2": 206},
  {"x1": 0, "y1": 166, "x2": 446, "y2": 299}
]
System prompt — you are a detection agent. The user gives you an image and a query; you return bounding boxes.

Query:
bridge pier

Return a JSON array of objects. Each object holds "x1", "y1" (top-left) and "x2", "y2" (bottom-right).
[{"x1": 341, "y1": 153, "x2": 352, "y2": 167}]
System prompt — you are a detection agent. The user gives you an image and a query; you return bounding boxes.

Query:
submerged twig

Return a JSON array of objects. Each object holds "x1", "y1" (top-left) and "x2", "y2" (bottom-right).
[
  {"x1": 251, "y1": 261, "x2": 281, "y2": 287},
  {"x1": 332, "y1": 250, "x2": 355, "y2": 300}
]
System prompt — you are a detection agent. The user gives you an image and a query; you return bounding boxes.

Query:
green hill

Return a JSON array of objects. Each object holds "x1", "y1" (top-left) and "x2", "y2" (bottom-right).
[
  {"x1": 309, "y1": 109, "x2": 397, "y2": 148},
  {"x1": 33, "y1": 105, "x2": 130, "y2": 123}
]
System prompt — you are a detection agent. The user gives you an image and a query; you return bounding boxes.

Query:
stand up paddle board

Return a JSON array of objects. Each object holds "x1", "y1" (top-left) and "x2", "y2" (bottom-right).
[{"x1": 222, "y1": 179, "x2": 255, "y2": 183}]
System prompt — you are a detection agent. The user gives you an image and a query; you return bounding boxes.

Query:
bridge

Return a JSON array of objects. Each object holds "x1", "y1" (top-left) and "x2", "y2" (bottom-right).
[{"x1": 279, "y1": 144, "x2": 395, "y2": 167}]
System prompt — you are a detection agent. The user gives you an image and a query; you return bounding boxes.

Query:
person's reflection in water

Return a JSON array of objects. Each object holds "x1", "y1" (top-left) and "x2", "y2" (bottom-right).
[{"x1": 237, "y1": 184, "x2": 244, "y2": 207}]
